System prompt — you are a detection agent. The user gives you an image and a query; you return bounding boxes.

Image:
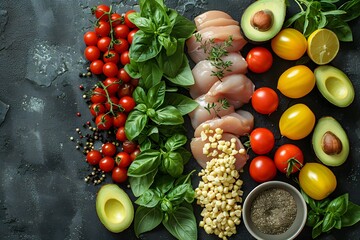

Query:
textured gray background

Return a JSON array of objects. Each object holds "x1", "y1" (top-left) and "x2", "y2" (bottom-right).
[{"x1": 0, "y1": 0, "x2": 359, "y2": 239}]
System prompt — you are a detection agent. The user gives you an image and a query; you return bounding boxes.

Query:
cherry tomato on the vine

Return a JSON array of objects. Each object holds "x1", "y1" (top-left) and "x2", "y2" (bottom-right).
[
  {"x1": 95, "y1": 113, "x2": 113, "y2": 130},
  {"x1": 117, "y1": 67, "x2": 131, "y2": 82},
  {"x1": 90, "y1": 87, "x2": 107, "y2": 103},
  {"x1": 103, "y1": 62, "x2": 118, "y2": 78},
  {"x1": 117, "y1": 83, "x2": 134, "y2": 98},
  {"x1": 124, "y1": 10, "x2": 137, "y2": 29},
  {"x1": 119, "y1": 96, "x2": 135, "y2": 112},
  {"x1": 113, "y1": 112, "x2": 127, "y2": 128},
  {"x1": 93, "y1": 4, "x2": 110, "y2": 21},
  {"x1": 95, "y1": 21, "x2": 111, "y2": 37},
  {"x1": 103, "y1": 50, "x2": 119, "y2": 64},
  {"x1": 89, "y1": 103, "x2": 106, "y2": 117},
  {"x1": 97, "y1": 37, "x2": 111, "y2": 52},
  {"x1": 251, "y1": 87, "x2": 279, "y2": 114},
  {"x1": 246, "y1": 47, "x2": 273, "y2": 73},
  {"x1": 105, "y1": 96, "x2": 119, "y2": 111},
  {"x1": 90, "y1": 59, "x2": 104, "y2": 75},
  {"x1": 83, "y1": 31, "x2": 98, "y2": 46},
  {"x1": 110, "y1": 13, "x2": 122, "y2": 27},
  {"x1": 249, "y1": 156, "x2": 277, "y2": 183},
  {"x1": 102, "y1": 142, "x2": 117, "y2": 157},
  {"x1": 99, "y1": 156, "x2": 115, "y2": 172},
  {"x1": 120, "y1": 51, "x2": 130, "y2": 66},
  {"x1": 127, "y1": 29, "x2": 138, "y2": 44},
  {"x1": 113, "y1": 38, "x2": 129, "y2": 54},
  {"x1": 84, "y1": 46, "x2": 100, "y2": 62},
  {"x1": 122, "y1": 140, "x2": 137, "y2": 154},
  {"x1": 103, "y1": 77, "x2": 121, "y2": 96},
  {"x1": 115, "y1": 151, "x2": 132, "y2": 168},
  {"x1": 130, "y1": 149, "x2": 141, "y2": 161},
  {"x1": 114, "y1": 24, "x2": 130, "y2": 39},
  {"x1": 250, "y1": 128, "x2": 275, "y2": 155},
  {"x1": 112, "y1": 167, "x2": 128, "y2": 183},
  {"x1": 116, "y1": 126, "x2": 127, "y2": 142},
  {"x1": 274, "y1": 144, "x2": 304, "y2": 176},
  {"x1": 86, "y1": 150, "x2": 102, "y2": 165}
]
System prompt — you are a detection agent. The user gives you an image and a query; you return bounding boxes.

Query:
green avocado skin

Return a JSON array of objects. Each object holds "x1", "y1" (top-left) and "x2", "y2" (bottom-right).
[{"x1": 312, "y1": 117, "x2": 350, "y2": 167}]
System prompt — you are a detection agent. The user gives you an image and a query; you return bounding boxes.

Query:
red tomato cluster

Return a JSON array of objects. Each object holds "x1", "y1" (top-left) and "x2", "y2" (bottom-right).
[
  {"x1": 86, "y1": 141, "x2": 140, "y2": 183},
  {"x1": 82, "y1": 5, "x2": 140, "y2": 183}
]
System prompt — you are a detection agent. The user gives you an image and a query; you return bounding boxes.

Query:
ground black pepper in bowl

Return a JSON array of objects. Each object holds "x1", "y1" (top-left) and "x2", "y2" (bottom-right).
[{"x1": 250, "y1": 187, "x2": 297, "y2": 235}]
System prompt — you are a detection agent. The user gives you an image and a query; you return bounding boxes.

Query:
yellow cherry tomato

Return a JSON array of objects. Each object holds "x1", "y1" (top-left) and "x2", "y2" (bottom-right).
[
  {"x1": 271, "y1": 28, "x2": 307, "y2": 60},
  {"x1": 277, "y1": 65, "x2": 315, "y2": 98},
  {"x1": 299, "y1": 163, "x2": 337, "y2": 200},
  {"x1": 279, "y1": 103, "x2": 315, "y2": 140}
]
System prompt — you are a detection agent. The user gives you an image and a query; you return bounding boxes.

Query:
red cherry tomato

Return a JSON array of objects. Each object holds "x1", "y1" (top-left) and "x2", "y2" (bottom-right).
[
  {"x1": 250, "y1": 128, "x2": 275, "y2": 155},
  {"x1": 86, "y1": 150, "x2": 102, "y2": 165},
  {"x1": 112, "y1": 167, "x2": 128, "y2": 183},
  {"x1": 90, "y1": 87, "x2": 107, "y2": 103},
  {"x1": 114, "y1": 24, "x2": 130, "y2": 39},
  {"x1": 99, "y1": 156, "x2": 115, "y2": 172},
  {"x1": 89, "y1": 103, "x2": 106, "y2": 117},
  {"x1": 113, "y1": 38, "x2": 129, "y2": 54},
  {"x1": 116, "y1": 126, "x2": 127, "y2": 142},
  {"x1": 103, "y1": 50, "x2": 119, "y2": 64},
  {"x1": 94, "y1": 4, "x2": 110, "y2": 21},
  {"x1": 102, "y1": 142, "x2": 117, "y2": 157},
  {"x1": 124, "y1": 10, "x2": 137, "y2": 29},
  {"x1": 119, "y1": 96, "x2": 135, "y2": 112},
  {"x1": 130, "y1": 149, "x2": 141, "y2": 161},
  {"x1": 127, "y1": 29, "x2": 138, "y2": 44},
  {"x1": 249, "y1": 156, "x2": 277, "y2": 182},
  {"x1": 115, "y1": 151, "x2": 132, "y2": 168},
  {"x1": 83, "y1": 31, "x2": 98, "y2": 46},
  {"x1": 251, "y1": 87, "x2": 279, "y2": 114},
  {"x1": 113, "y1": 112, "x2": 127, "y2": 128},
  {"x1": 97, "y1": 37, "x2": 111, "y2": 52},
  {"x1": 90, "y1": 59, "x2": 104, "y2": 75},
  {"x1": 103, "y1": 62, "x2": 118, "y2": 78},
  {"x1": 105, "y1": 96, "x2": 119, "y2": 111},
  {"x1": 274, "y1": 144, "x2": 304, "y2": 176},
  {"x1": 95, "y1": 113, "x2": 113, "y2": 130},
  {"x1": 110, "y1": 13, "x2": 122, "y2": 27},
  {"x1": 95, "y1": 21, "x2": 111, "y2": 37},
  {"x1": 246, "y1": 47, "x2": 273, "y2": 73},
  {"x1": 117, "y1": 68, "x2": 131, "y2": 82},
  {"x1": 122, "y1": 140, "x2": 137, "y2": 154},
  {"x1": 103, "y1": 77, "x2": 120, "y2": 96},
  {"x1": 117, "y1": 83, "x2": 134, "y2": 98},
  {"x1": 84, "y1": 46, "x2": 100, "y2": 62},
  {"x1": 120, "y1": 51, "x2": 130, "y2": 66}
]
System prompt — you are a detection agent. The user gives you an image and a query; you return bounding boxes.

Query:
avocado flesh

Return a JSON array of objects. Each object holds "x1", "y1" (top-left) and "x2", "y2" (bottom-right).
[
  {"x1": 314, "y1": 65, "x2": 355, "y2": 107},
  {"x1": 96, "y1": 184, "x2": 134, "y2": 233},
  {"x1": 312, "y1": 117, "x2": 349, "y2": 167},
  {"x1": 240, "y1": 0, "x2": 286, "y2": 42}
]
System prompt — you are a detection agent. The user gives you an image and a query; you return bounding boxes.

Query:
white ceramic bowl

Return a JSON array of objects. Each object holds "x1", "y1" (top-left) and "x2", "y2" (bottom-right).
[{"x1": 242, "y1": 181, "x2": 307, "y2": 240}]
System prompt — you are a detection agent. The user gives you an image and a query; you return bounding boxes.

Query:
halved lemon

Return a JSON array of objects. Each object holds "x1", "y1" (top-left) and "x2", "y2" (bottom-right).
[{"x1": 307, "y1": 29, "x2": 339, "y2": 65}]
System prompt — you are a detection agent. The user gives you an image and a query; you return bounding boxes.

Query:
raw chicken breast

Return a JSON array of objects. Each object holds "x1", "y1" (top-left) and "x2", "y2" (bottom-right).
[
  {"x1": 194, "y1": 10, "x2": 233, "y2": 28},
  {"x1": 186, "y1": 25, "x2": 247, "y2": 63},
  {"x1": 190, "y1": 52, "x2": 248, "y2": 98},
  {"x1": 194, "y1": 110, "x2": 254, "y2": 137},
  {"x1": 204, "y1": 74, "x2": 255, "y2": 109},
  {"x1": 188, "y1": 94, "x2": 235, "y2": 129},
  {"x1": 197, "y1": 18, "x2": 239, "y2": 31},
  {"x1": 190, "y1": 133, "x2": 248, "y2": 170}
]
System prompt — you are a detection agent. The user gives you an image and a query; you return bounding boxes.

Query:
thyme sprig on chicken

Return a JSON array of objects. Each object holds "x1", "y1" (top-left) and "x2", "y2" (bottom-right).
[{"x1": 204, "y1": 98, "x2": 230, "y2": 115}]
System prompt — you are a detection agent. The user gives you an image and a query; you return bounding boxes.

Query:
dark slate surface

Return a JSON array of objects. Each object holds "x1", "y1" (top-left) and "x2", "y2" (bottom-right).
[{"x1": 0, "y1": 0, "x2": 359, "y2": 240}]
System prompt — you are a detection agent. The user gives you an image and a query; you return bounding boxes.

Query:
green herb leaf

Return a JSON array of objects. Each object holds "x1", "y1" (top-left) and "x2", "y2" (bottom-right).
[
  {"x1": 312, "y1": 220, "x2": 324, "y2": 239},
  {"x1": 152, "y1": 106, "x2": 184, "y2": 125},
  {"x1": 307, "y1": 210, "x2": 320, "y2": 227},
  {"x1": 164, "y1": 55, "x2": 195, "y2": 86},
  {"x1": 341, "y1": 201, "x2": 360, "y2": 227},
  {"x1": 125, "y1": 110, "x2": 148, "y2": 140},
  {"x1": 284, "y1": 11, "x2": 306, "y2": 27},
  {"x1": 154, "y1": 174, "x2": 175, "y2": 194},
  {"x1": 156, "y1": 40, "x2": 185, "y2": 78},
  {"x1": 130, "y1": 14, "x2": 156, "y2": 33},
  {"x1": 134, "y1": 206, "x2": 163, "y2": 237},
  {"x1": 339, "y1": 0, "x2": 360, "y2": 22},
  {"x1": 334, "y1": 218, "x2": 342, "y2": 229},
  {"x1": 322, "y1": 212, "x2": 337, "y2": 232},
  {"x1": 326, "y1": 193, "x2": 348, "y2": 216},
  {"x1": 147, "y1": 81, "x2": 166, "y2": 109},
  {"x1": 138, "y1": 59, "x2": 163, "y2": 90},
  {"x1": 124, "y1": 60, "x2": 141, "y2": 79},
  {"x1": 320, "y1": 0, "x2": 339, "y2": 3},
  {"x1": 162, "y1": 152, "x2": 184, "y2": 177},
  {"x1": 162, "y1": 206, "x2": 197, "y2": 240},
  {"x1": 164, "y1": 93, "x2": 199, "y2": 115},
  {"x1": 167, "y1": 9, "x2": 196, "y2": 39},
  {"x1": 158, "y1": 35, "x2": 178, "y2": 56},
  {"x1": 326, "y1": 16, "x2": 353, "y2": 41},
  {"x1": 135, "y1": 189, "x2": 161, "y2": 208},
  {"x1": 128, "y1": 149, "x2": 161, "y2": 177},
  {"x1": 133, "y1": 86, "x2": 148, "y2": 105},
  {"x1": 322, "y1": 10, "x2": 346, "y2": 16},
  {"x1": 130, "y1": 30, "x2": 161, "y2": 62},
  {"x1": 176, "y1": 147, "x2": 192, "y2": 165},
  {"x1": 167, "y1": 183, "x2": 194, "y2": 205},
  {"x1": 129, "y1": 168, "x2": 158, "y2": 197},
  {"x1": 164, "y1": 134, "x2": 187, "y2": 152}
]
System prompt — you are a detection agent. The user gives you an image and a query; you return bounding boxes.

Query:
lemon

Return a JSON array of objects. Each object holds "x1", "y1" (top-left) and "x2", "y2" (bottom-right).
[{"x1": 307, "y1": 28, "x2": 339, "y2": 65}]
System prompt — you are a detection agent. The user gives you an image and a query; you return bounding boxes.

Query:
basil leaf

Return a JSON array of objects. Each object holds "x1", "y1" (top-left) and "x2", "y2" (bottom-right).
[
  {"x1": 158, "y1": 124, "x2": 186, "y2": 138},
  {"x1": 158, "y1": 35, "x2": 178, "y2": 56},
  {"x1": 147, "y1": 81, "x2": 166, "y2": 109},
  {"x1": 339, "y1": 0, "x2": 360, "y2": 22},
  {"x1": 341, "y1": 201, "x2": 360, "y2": 227},
  {"x1": 130, "y1": 30, "x2": 161, "y2": 62},
  {"x1": 176, "y1": 147, "x2": 191, "y2": 165},
  {"x1": 320, "y1": 2, "x2": 337, "y2": 11},
  {"x1": 168, "y1": 9, "x2": 196, "y2": 39},
  {"x1": 307, "y1": 210, "x2": 320, "y2": 227},
  {"x1": 131, "y1": 16, "x2": 156, "y2": 34},
  {"x1": 163, "y1": 152, "x2": 184, "y2": 177},
  {"x1": 162, "y1": 206, "x2": 197, "y2": 240},
  {"x1": 133, "y1": 86, "x2": 148, "y2": 105},
  {"x1": 134, "y1": 206, "x2": 163, "y2": 237},
  {"x1": 154, "y1": 174, "x2": 175, "y2": 194},
  {"x1": 301, "y1": 189, "x2": 311, "y2": 204},
  {"x1": 165, "y1": 134, "x2": 187, "y2": 152},
  {"x1": 164, "y1": 55, "x2": 195, "y2": 86},
  {"x1": 124, "y1": 60, "x2": 141, "y2": 79},
  {"x1": 138, "y1": 59, "x2": 163, "y2": 90},
  {"x1": 129, "y1": 168, "x2": 158, "y2": 197},
  {"x1": 312, "y1": 220, "x2": 323, "y2": 239},
  {"x1": 284, "y1": 11, "x2": 305, "y2": 28},
  {"x1": 156, "y1": 40, "x2": 185, "y2": 77},
  {"x1": 322, "y1": 10, "x2": 346, "y2": 16},
  {"x1": 125, "y1": 110, "x2": 148, "y2": 140},
  {"x1": 322, "y1": 212, "x2": 336, "y2": 232},
  {"x1": 164, "y1": 93, "x2": 199, "y2": 115},
  {"x1": 161, "y1": 198, "x2": 173, "y2": 212},
  {"x1": 320, "y1": 0, "x2": 339, "y2": 3},
  {"x1": 174, "y1": 170, "x2": 195, "y2": 186},
  {"x1": 139, "y1": 138, "x2": 152, "y2": 151},
  {"x1": 135, "y1": 103, "x2": 147, "y2": 113},
  {"x1": 326, "y1": 193, "x2": 348, "y2": 216},
  {"x1": 334, "y1": 218, "x2": 342, "y2": 229},
  {"x1": 167, "y1": 183, "x2": 194, "y2": 205},
  {"x1": 152, "y1": 106, "x2": 184, "y2": 125},
  {"x1": 135, "y1": 189, "x2": 161, "y2": 208},
  {"x1": 128, "y1": 149, "x2": 161, "y2": 177},
  {"x1": 326, "y1": 16, "x2": 353, "y2": 41}
]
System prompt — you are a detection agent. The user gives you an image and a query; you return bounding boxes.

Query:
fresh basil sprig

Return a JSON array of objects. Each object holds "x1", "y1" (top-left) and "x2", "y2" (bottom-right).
[
  {"x1": 301, "y1": 190, "x2": 360, "y2": 238},
  {"x1": 133, "y1": 171, "x2": 197, "y2": 240},
  {"x1": 285, "y1": 0, "x2": 360, "y2": 41}
]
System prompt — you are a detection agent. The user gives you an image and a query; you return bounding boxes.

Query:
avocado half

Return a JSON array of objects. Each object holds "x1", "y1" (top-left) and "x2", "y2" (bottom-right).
[
  {"x1": 312, "y1": 117, "x2": 349, "y2": 167},
  {"x1": 314, "y1": 65, "x2": 355, "y2": 107},
  {"x1": 241, "y1": 0, "x2": 286, "y2": 43}
]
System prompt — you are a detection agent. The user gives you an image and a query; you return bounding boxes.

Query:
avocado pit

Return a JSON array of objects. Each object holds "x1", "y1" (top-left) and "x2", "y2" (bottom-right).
[
  {"x1": 321, "y1": 131, "x2": 342, "y2": 155},
  {"x1": 250, "y1": 10, "x2": 274, "y2": 32}
]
